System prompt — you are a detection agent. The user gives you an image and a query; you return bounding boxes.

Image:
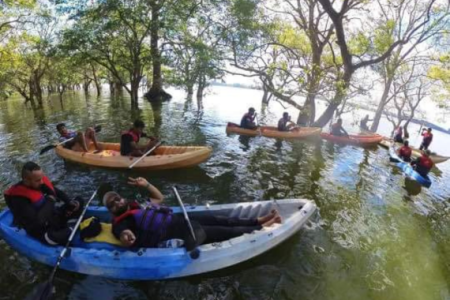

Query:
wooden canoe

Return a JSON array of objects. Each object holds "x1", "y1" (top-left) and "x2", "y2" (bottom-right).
[
  {"x1": 55, "y1": 142, "x2": 212, "y2": 170},
  {"x1": 320, "y1": 133, "x2": 383, "y2": 145},
  {"x1": 226, "y1": 122, "x2": 322, "y2": 139},
  {"x1": 379, "y1": 138, "x2": 450, "y2": 164}
]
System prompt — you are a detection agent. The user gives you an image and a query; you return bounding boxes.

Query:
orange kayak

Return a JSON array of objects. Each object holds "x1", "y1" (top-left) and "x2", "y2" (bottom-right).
[
  {"x1": 226, "y1": 122, "x2": 321, "y2": 139},
  {"x1": 55, "y1": 142, "x2": 212, "y2": 170},
  {"x1": 320, "y1": 133, "x2": 383, "y2": 145}
]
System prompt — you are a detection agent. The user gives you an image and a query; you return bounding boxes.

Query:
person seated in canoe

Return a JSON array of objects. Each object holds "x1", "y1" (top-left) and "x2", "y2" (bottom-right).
[
  {"x1": 397, "y1": 140, "x2": 412, "y2": 162},
  {"x1": 359, "y1": 114, "x2": 372, "y2": 131},
  {"x1": 120, "y1": 120, "x2": 159, "y2": 157},
  {"x1": 240, "y1": 107, "x2": 257, "y2": 130},
  {"x1": 3, "y1": 162, "x2": 84, "y2": 245},
  {"x1": 411, "y1": 150, "x2": 434, "y2": 177},
  {"x1": 419, "y1": 128, "x2": 433, "y2": 150},
  {"x1": 393, "y1": 126, "x2": 403, "y2": 143},
  {"x1": 278, "y1": 112, "x2": 296, "y2": 132},
  {"x1": 330, "y1": 118, "x2": 348, "y2": 136},
  {"x1": 104, "y1": 177, "x2": 281, "y2": 250},
  {"x1": 57, "y1": 123, "x2": 101, "y2": 152}
]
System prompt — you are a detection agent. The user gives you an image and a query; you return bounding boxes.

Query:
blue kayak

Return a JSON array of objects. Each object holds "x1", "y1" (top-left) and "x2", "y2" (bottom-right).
[
  {"x1": 0, "y1": 199, "x2": 316, "y2": 280},
  {"x1": 397, "y1": 162, "x2": 432, "y2": 188},
  {"x1": 389, "y1": 148, "x2": 432, "y2": 188}
]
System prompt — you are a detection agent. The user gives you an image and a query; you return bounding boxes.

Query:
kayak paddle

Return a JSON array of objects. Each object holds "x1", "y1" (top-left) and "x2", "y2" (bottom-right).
[
  {"x1": 128, "y1": 141, "x2": 163, "y2": 169},
  {"x1": 26, "y1": 183, "x2": 110, "y2": 300},
  {"x1": 39, "y1": 125, "x2": 102, "y2": 155},
  {"x1": 172, "y1": 186, "x2": 200, "y2": 259}
]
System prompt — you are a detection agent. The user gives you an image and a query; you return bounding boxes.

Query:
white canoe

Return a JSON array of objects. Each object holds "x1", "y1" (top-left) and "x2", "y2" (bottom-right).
[{"x1": 0, "y1": 199, "x2": 317, "y2": 280}]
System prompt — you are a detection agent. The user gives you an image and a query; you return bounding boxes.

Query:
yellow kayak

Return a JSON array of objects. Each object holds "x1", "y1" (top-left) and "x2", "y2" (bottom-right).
[
  {"x1": 55, "y1": 142, "x2": 212, "y2": 170},
  {"x1": 226, "y1": 122, "x2": 321, "y2": 139},
  {"x1": 379, "y1": 138, "x2": 449, "y2": 164}
]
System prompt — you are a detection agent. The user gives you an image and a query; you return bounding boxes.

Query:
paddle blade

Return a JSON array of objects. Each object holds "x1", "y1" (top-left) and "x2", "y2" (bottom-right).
[
  {"x1": 94, "y1": 125, "x2": 102, "y2": 133},
  {"x1": 25, "y1": 280, "x2": 54, "y2": 300},
  {"x1": 39, "y1": 145, "x2": 56, "y2": 155}
]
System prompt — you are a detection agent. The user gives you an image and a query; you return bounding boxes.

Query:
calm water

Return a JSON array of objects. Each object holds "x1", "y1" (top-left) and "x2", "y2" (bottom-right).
[{"x1": 0, "y1": 86, "x2": 449, "y2": 300}]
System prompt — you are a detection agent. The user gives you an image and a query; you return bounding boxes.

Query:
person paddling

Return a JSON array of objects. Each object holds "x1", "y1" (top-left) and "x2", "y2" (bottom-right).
[
  {"x1": 397, "y1": 140, "x2": 412, "y2": 162},
  {"x1": 360, "y1": 114, "x2": 372, "y2": 131},
  {"x1": 104, "y1": 177, "x2": 281, "y2": 250},
  {"x1": 240, "y1": 107, "x2": 257, "y2": 130},
  {"x1": 4, "y1": 162, "x2": 84, "y2": 245},
  {"x1": 278, "y1": 112, "x2": 296, "y2": 132},
  {"x1": 411, "y1": 150, "x2": 434, "y2": 177},
  {"x1": 330, "y1": 118, "x2": 348, "y2": 136},
  {"x1": 420, "y1": 128, "x2": 433, "y2": 150},
  {"x1": 120, "y1": 120, "x2": 159, "y2": 157},
  {"x1": 57, "y1": 123, "x2": 101, "y2": 152}
]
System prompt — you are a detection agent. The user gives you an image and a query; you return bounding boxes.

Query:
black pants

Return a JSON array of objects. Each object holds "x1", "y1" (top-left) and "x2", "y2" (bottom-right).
[
  {"x1": 167, "y1": 213, "x2": 262, "y2": 250},
  {"x1": 44, "y1": 198, "x2": 84, "y2": 245},
  {"x1": 419, "y1": 142, "x2": 429, "y2": 150}
]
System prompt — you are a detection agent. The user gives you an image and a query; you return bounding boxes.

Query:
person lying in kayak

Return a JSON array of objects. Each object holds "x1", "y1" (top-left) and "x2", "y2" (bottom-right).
[
  {"x1": 393, "y1": 126, "x2": 403, "y2": 143},
  {"x1": 419, "y1": 128, "x2": 433, "y2": 150},
  {"x1": 4, "y1": 162, "x2": 84, "y2": 245},
  {"x1": 104, "y1": 177, "x2": 281, "y2": 250},
  {"x1": 120, "y1": 120, "x2": 159, "y2": 156},
  {"x1": 411, "y1": 150, "x2": 434, "y2": 177},
  {"x1": 278, "y1": 112, "x2": 296, "y2": 131},
  {"x1": 57, "y1": 123, "x2": 101, "y2": 152},
  {"x1": 240, "y1": 107, "x2": 257, "y2": 130},
  {"x1": 330, "y1": 119, "x2": 348, "y2": 136},
  {"x1": 397, "y1": 140, "x2": 412, "y2": 162},
  {"x1": 359, "y1": 114, "x2": 372, "y2": 131}
]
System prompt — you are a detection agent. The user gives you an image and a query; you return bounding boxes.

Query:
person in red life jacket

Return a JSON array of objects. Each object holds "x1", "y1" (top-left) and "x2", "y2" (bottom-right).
[
  {"x1": 120, "y1": 120, "x2": 159, "y2": 156},
  {"x1": 104, "y1": 177, "x2": 281, "y2": 250},
  {"x1": 240, "y1": 107, "x2": 257, "y2": 130},
  {"x1": 393, "y1": 126, "x2": 403, "y2": 143},
  {"x1": 330, "y1": 118, "x2": 349, "y2": 136},
  {"x1": 278, "y1": 112, "x2": 296, "y2": 132},
  {"x1": 420, "y1": 128, "x2": 433, "y2": 150},
  {"x1": 397, "y1": 140, "x2": 412, "y2": 162},
  {"x1": 4, "y1": 162, "x2": 84, "y2": 245},
  {"x1": 56, "y1": 123, "x2": 101, "y2": 152},
  {"x1": 411, "y1": 150, "x2": 434, "y2": 177}
]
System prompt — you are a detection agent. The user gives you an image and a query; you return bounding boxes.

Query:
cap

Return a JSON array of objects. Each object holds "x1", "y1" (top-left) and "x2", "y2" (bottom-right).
[{"x1": 103, "y1": 191, "x2": 120, "y2": 207}]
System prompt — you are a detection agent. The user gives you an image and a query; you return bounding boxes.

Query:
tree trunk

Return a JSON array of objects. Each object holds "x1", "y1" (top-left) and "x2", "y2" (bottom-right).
[
  {"x1": 187, "y1": 84, "x2": 194, "y2": 100},
  {"x1": 130, "y1": 78, "x2": 140, "y2": 108},
  {"x1": 261, "y1": 83, "x2": 271, "y2": 105},
  {"x1": 313, "y1": 71, "x2": 352, "y2": 127},
  {"x1": 145, "y1": 2, "x2": 171, "y2": 102},
  {"x1": 370, "y1": 76, "x2": 394, "y2": 132},
  {"x1": 91, "y1": 63, "x2": 102, "y2": 97},
  {"x1": 196, "y1": 75, "x2": 206, "y2": 101}
]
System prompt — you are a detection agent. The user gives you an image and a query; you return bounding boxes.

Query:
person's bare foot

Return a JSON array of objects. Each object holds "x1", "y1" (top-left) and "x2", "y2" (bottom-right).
[
  {"x1": 261, "y1": 212, "x2": 282, "y2": 227},
  {"x1": 257, "y1": 209, "x2": 278, "y2": 224}
]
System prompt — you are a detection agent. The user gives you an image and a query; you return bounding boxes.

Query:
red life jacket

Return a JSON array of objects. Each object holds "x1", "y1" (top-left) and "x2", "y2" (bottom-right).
[
  {"x1": 4, "y1": 176, "x2": 55, "y2": 208},
  {"x1": 121, "y1": 129, "x2": 140, "y2": 143},
  {"x1": 113, "y1": 201, "x2": 173, "y2": 247},
  {"x1": 399, "y1": 146, "x2": 412, "y2": 158},
  {"x1": 422, "y1": 132, "x2": 433, "y2": 144},
  {"x1": 419, "y1": 155, "x2": 433, "y2": 169}
]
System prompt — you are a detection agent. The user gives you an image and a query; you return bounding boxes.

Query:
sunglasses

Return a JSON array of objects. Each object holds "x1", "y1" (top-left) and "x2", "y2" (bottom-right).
[{"x1": 106, "y1": 196, "x2": 123, "y2": 210}]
